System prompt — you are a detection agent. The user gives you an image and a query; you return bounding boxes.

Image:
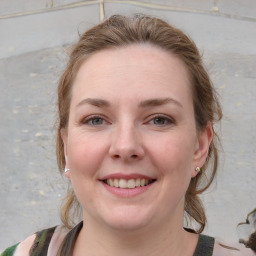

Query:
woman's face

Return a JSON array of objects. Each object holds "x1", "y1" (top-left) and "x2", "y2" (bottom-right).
[{"x1": 62, "y1": 44, "x2": 211, "y2": 231}]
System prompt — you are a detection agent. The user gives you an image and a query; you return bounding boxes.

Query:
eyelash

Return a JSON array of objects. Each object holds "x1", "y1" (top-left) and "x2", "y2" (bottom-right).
[
  {"x1": 81, "y1": 115, "x2": 107, "y2": 126},
  {"x1": 80, "y1": 114, "x2": 175, "y2": 127},
  {"x1": 147, "y1": 114, "x2": 176, "y2": 126}
]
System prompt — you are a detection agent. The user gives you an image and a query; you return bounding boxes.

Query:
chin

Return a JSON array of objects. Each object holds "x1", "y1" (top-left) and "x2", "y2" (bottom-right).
[
  {"x1": 101, "y1": 206, "x2": 154, "y2": 231},
  {"x1": 106, "y1": 218, "x2": 149, "y2": 232}
]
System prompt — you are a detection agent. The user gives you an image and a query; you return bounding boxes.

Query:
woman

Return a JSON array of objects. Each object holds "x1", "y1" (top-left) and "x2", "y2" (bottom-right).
[{"x1": 1, "y1": 14, "x2": 254, "y2": 256}]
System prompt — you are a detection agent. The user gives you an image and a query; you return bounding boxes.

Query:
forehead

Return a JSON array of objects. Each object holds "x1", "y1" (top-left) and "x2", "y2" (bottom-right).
[
  {"x1": 71, "y1": 44, "x2": 192, "y2": 105},
  {"x1": 76, "y1": 44, "x2": 189, "y2": 79}
]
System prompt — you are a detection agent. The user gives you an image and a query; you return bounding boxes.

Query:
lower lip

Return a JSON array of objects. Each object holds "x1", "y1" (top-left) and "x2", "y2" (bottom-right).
[{"x1": 101, "y1": 181, "x2": 154, "y2": 197}]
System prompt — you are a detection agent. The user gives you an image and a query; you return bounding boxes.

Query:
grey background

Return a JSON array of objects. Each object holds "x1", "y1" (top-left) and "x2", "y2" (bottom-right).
[{"x1": 0, "y1": 0, "x2": 255, "y2": 251}]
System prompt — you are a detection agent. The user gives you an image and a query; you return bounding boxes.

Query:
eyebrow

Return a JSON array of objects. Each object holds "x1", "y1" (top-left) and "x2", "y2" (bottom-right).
[
  {"x1": 76, "y1": 97, "x2": 182, "y2": 108},
  {"x1": 139, "y1": 98, "x2": 183, "y2": 108},
  {"x1": 76, "y1": 98, "x2": 110, "y2": 108}
]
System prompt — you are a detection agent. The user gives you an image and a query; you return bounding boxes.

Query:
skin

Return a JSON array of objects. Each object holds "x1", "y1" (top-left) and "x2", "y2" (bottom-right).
[{"x1": 62, "y1": 44, "x2": 213, "y2": 255}]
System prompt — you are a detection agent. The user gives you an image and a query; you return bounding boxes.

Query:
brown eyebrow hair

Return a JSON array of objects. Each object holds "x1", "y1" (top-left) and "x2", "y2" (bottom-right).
[
  {"x1": 76, "y1": 98, "x2": 110, "y2": 108},
  {"x1": 139, "y1": 98, "x2": 183, "y2": 108},
  {"x1": 76, "y1": 97, "x2": 182, "y2": 108}
]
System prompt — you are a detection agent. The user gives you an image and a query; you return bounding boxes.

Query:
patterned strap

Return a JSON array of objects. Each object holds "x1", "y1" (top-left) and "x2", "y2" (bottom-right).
[
  {"x1": 0, "y1": 243, "x2": 19, "y2": 256},
  {"x1": 57, "y1": 222, "x2": 83, "y2": 256},
  {"x1": 193, "y1": 234, "x2": 215, "y2": 256},
  {"x1": 29, "y1": 226, "x2": 57, "y2": 256}
]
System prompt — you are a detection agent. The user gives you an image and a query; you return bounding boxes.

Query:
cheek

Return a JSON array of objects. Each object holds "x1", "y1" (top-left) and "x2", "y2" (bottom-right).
[
  {"x1": 67, "y1": 132, "x2": 108, "y2": 176},
  {"x1": 148, "y1": 133, "x2": 195, "y2": 176},
  {"x1": 66, "y1": 134, "x2": 107, "y2": 207}
]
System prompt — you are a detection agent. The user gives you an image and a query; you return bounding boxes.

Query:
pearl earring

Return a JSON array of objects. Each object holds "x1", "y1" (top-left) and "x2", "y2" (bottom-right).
[
  {"x1": 64, "y1": 167, "x2": 70, "y2": 173},
  {"x1": 195, "y1": 167, "x2": 201, "y2": 173}
]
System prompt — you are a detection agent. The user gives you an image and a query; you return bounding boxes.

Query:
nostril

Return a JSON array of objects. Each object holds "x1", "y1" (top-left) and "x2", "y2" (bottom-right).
[{"x1": 112, "y1": 154, "x2": 138, "y2": 159}]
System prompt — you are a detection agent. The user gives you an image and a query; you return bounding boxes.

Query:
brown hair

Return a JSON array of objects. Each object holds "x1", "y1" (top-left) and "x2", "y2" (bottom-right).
[{"x1": 56, "y1": 14, "x2": 222, "y2": 233}]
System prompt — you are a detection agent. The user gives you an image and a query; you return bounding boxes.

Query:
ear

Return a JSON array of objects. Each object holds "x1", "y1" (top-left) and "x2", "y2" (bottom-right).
[
  {"x1": 191, "y1": 122, "x2": 213, "y2": 178},
  {"x1": 61, "y1": 128, "x2": 71, "y2": 179}
]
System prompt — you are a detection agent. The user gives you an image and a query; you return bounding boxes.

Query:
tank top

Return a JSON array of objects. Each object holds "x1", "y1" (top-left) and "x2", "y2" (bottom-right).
[
  {"x1": 1, "y1": 222, "x2": 215, "y2": 256},
  {"x1": 33, "y1": 222, "x2": 215, "y2": 256}
]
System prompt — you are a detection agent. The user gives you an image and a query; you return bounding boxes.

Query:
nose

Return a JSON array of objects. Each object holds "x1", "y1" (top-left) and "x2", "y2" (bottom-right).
[{"x1": 109, "y1": 123, "x2": 145, "y2": 161}]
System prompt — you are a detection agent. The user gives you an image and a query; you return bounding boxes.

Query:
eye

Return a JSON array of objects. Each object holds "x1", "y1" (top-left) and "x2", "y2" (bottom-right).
[
  {"x1": 81, "y1": 115, "x2": 107, "y2": 126},
  {"x1": 148, "y1": 115, "x2": 175, "y2": 126}
]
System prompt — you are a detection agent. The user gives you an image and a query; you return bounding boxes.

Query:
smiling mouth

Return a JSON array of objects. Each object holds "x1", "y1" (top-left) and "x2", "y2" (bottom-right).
[{"x1": 102, "y1": 178, "x2": 156, "y2": 189}]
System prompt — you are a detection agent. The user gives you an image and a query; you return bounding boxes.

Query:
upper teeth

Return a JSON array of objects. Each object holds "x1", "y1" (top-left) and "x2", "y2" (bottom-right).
[{"x1": 105, "y1": 178, "x2": 151, "y2": 188}]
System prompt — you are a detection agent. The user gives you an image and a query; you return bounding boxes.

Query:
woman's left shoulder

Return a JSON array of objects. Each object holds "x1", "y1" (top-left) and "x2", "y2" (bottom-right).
[{"x1": 213, "y1": 240, "x2": 255, "y2": 256}]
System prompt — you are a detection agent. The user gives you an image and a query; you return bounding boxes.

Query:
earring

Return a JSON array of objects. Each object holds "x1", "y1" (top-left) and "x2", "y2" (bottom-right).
[
  {"x1": 195, "y1": 167, "x2": 201, "y2": 173},
  {"x1": 64, "y1": 167, "x2": 70, "y2": 173}
]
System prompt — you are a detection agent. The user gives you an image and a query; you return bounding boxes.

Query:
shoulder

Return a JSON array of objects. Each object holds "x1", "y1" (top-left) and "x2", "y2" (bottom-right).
[
  {"x1": 1, "y1": 225, "x2": 69, "y2": 256},
  {"x1": 213, "y1": 240, "x2": 255, "y2": 256},
  {"x1": 194, "y1": 234, "x2": 255, "y2": 256},
  {"x1": 1, "y1": 234, "x2": 36, "y2": 256}
]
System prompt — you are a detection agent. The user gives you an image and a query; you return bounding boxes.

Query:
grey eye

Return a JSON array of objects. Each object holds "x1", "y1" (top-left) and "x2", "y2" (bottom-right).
[
  {"x1": 82, "y1": 115, "x2": 107, "y2": 126},
  {"x1": 89, "y1": 118, "x2": 104, "y2": 125},
  {"x1": 151, "y1": 116, "x2": 173, "y2": 126},
  {"x1": 153, "y1": 117, "x2": 167, "y2": 125}
]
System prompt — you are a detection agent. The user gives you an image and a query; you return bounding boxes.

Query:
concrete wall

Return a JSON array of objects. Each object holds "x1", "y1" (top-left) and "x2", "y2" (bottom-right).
[
  {"x1": 1, "y1": 0, "x2": 256, "y2": 59},
  {"x1": 0, "y1": 0, "x2": 256, "y2": 251}
]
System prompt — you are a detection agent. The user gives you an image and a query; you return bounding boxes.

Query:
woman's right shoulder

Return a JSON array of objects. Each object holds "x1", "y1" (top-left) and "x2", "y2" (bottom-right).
[
  {"x1": 1, "y1": 234, "x2": 36, "y2": 256},
  {"x1": 1, "y1": 225, "x2": 69, "y2": 256}
]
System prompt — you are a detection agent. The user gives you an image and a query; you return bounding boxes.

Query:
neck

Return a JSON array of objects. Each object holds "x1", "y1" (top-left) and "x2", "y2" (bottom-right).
[{"x1": 73, "y1": 214, "x2": 198, "y2": 256}]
